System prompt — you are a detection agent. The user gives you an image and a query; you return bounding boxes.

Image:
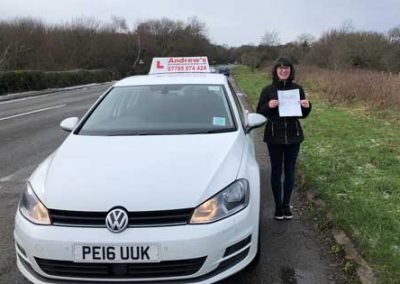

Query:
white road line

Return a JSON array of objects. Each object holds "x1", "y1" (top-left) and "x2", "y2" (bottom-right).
[
  {"x1": 0, "y1": 104, "x2": 66, "y2": 121},
  {"x1": 0, "y1": 94, "x2": 51, "y2": 105},
  {"x1": 0, "y1": 173, "x2": 14, "y2": 182},
  {"x1": 0, "y1": 166, "x2": 36, "y2": 183}
]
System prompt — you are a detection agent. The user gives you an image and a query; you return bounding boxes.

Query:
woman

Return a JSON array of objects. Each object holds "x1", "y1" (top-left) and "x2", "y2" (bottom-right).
[{"x1": 256, "y1": 57, "x2": 311, "y2": 220}]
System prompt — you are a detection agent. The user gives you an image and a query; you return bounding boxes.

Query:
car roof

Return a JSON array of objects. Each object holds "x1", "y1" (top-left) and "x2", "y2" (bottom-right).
[{"x1": 114, "y1": 73, "x2": 228, "y2": 87}]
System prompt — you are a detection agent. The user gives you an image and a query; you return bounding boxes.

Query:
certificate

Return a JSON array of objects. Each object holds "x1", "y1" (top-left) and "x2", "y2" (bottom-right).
[{"x1": 277, "y1": 89, "x2": 302, "y2": 117}]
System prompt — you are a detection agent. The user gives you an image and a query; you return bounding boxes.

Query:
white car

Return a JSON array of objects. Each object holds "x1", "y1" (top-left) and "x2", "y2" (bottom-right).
[{"x1": 14, "y1": 59, "x2": 266, "y2": 283}]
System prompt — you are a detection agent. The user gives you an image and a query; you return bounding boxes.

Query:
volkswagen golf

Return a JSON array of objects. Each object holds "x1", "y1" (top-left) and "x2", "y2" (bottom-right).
[{"x1": 14, "y1": 57, "x2": 266, "y2": 283}]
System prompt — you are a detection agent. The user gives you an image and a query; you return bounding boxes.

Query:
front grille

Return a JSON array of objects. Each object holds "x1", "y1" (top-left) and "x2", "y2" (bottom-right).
[
  {"x1": 35, "y1": 257, "x2": 207, "y2": 279},
  {"x1": 48, "y1": 208, "x2": 194, "y2": 227}
]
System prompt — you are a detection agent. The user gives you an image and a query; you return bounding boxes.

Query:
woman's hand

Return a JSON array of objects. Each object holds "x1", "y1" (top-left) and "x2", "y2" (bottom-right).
[
  {"x1": 269, "y1": 100, "x2": 279, "y2": 108},
  {"x1": 300, "y1": 99, "x2": 310, "y2": 108}
]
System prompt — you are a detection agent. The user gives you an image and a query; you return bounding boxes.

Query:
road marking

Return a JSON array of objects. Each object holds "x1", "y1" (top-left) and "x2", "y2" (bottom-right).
[
  {"x1": 0, "y1": 94, "x2": 51, "y2": 105},
  {"x1": 0, "y1": 173, "x2": 14, "y2": 182},
  {"x1": 0, "y1": 82, "x2": 112, "y2": 105},
  {"x1": 0, "y1": 166, "x2": 35, "y2": 183},
  {"x1": 0, "y1": 104, "x2": 66, "y2": 121}
]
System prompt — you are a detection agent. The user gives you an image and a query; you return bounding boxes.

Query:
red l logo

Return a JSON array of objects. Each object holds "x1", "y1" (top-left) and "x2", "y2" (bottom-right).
[{"x1": 156, "y1": 61, "x2": 164, "y2": 69}]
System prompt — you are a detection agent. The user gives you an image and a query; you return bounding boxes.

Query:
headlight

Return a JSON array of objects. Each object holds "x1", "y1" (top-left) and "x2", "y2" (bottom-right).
[
  {"x1": 19, "y1": 183, "x2": 51, "y2": 225},
  {"x1": 190, "y1": 179, "x2": 249, "y2": 224}
]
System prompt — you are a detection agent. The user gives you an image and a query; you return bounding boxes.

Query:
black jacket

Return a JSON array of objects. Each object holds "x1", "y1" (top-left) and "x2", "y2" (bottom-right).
[{"x1": 256, "y1": 62, "x2": 312, "y2": 144}]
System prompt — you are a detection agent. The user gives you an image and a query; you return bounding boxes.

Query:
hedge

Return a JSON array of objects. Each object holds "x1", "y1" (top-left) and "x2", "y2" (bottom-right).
[{"x1": 0, "y1": 69, "x2": 116, "y2": 95}]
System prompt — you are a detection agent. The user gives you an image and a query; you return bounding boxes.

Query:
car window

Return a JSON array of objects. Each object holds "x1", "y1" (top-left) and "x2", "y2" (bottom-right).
[
  {"x1": 228, "y1": 82, "x2": 246, "y2": 129},
  {"x1": 78, "y1": 84, "x2": 236, "y2": 136}
]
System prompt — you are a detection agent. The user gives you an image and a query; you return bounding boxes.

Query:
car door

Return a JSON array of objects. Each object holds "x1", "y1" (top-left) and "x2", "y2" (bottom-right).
[{"x1": 227, "y1": 81, "x2": 256, "y2": 154}]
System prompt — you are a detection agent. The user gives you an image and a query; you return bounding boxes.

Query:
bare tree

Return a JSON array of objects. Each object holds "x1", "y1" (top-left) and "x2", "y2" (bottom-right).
[
  {"x1": 388, "y1": 25, "x2": 400, "y2": 43},
  {"x1": 295, "y1": 33, "x2": 316, "y2": 54},
  {"x1": 261, "y1": 30, "x2": 280, "y2": 46},
  {"x1": 296, "y1": 33, "x2": 315, "y2": 45},
  {"x1": 186, "y1": 17, "x2": 208, "y2": 38},
  {"x1": 0, "y1": 16, "x2": 230, "y2": 74},
  {"x1": 109, "y1": 16, "x2": 128, "y2": 33},
  {"x1": 340, "y1": 19, "x2": 355, "y2": 33}
]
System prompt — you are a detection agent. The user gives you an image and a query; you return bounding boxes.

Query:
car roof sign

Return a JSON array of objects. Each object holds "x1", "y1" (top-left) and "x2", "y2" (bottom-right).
[{"x1": 149, "y1": 56, "x2": 210, "y2": 74}]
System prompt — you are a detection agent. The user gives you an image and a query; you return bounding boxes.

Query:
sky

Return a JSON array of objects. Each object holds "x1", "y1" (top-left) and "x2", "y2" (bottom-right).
[{"x1": 0, "y1": 0, "x2": 399, "y2": 47}]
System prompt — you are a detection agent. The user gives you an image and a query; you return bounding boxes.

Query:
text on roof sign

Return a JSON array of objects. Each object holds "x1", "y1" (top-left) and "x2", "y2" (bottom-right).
[{"x1": 149, "y1": 57, "x2": 210, "y2": 74}]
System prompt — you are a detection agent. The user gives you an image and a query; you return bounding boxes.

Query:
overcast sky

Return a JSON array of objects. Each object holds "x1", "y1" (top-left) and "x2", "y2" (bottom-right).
[{"x1": 0, "y1": 0, "x2": 399, "y2": 46}]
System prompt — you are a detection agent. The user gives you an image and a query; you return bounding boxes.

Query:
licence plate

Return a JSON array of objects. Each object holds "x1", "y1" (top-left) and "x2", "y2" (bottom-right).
[{"x1": 74, "y1": 244, "x2": 160, "y2": 263}]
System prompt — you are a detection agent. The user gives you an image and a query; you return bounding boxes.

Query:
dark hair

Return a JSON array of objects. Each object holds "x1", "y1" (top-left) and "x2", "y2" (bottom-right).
[{"x1": 272, "y1": 57, "x2": 295, "y2": 82}]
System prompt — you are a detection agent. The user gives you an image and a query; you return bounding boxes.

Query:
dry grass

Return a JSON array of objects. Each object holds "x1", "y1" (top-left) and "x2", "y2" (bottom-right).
[{"x1": 296, "y1": 66, "x2": 400, "y2": 111}]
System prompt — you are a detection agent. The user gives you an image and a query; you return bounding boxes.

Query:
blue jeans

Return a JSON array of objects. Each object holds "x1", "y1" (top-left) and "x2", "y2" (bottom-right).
[{"x1": 267, "y1": 143, "x2": 300, "y2": 210}]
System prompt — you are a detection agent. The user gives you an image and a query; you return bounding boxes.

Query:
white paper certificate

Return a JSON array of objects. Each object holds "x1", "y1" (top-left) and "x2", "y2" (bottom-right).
[{"x1": 277, "y1": 89, "x2": 302, "y2": 117}]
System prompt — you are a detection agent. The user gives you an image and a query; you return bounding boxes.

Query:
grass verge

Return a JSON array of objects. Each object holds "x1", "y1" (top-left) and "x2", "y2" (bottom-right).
[
  {"x1": 230, "y1": 65, "x2": 271, "y2": 108},
  {"x1": 232, "y1": 65, "x2": 400, "y2": 284}
]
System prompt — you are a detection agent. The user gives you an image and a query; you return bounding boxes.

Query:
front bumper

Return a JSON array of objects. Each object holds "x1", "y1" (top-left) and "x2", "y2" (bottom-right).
[{"x1": 14, "y1": 205, "x2": 258, "y2": 284}]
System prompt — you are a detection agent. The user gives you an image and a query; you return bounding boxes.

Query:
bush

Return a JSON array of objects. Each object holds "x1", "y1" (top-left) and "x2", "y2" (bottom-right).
[
  {"x1": 0, "y1": 69, "x2": 115, "y2": 95},
  {"x1": 296, "y1": 66, "x2": 400, "y2": 111}
]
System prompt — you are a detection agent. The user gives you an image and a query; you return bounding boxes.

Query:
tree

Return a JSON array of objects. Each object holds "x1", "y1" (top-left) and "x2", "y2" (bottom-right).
[
  {"x1": 109, "y1": 16, "x2": 128, "y2": 33},
  {"x1": 388, "y1": 25, "x2": 400, "y2": 43},
  {"x1": 261, "y1": 30, "x2": 280, "y2": 46},
  {"x1": 340, "y1": 19, "x2": 355, "y2": 33}
]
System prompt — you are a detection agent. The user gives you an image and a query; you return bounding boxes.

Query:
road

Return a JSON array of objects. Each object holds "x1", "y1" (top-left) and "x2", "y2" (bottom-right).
[
  {"x1": 0, "y1": 81, "x2": 346, "y2": 283},
  {"x1": 0, "y1": 84, "x2": 111, "y2": 283}
]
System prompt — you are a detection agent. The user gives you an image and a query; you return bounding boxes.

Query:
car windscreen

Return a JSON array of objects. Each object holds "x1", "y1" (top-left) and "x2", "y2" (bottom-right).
[{"x1": 77, "y1": 84, "x2": 236, "y2": 136}]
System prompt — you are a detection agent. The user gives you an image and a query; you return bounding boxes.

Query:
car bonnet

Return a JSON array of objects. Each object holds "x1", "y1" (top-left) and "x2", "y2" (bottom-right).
[{"x1": 30, "y1": 132, "x2": 245, "y2": 212}]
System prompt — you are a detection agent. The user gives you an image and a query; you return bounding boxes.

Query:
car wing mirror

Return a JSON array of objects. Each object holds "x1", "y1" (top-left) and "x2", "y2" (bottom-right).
[
  {"x1": 60, "y1": 117, "x2": 79, "y2": 132},
  {"x1": 245, "y1": 113, "x2": 266, "y2": 134}
]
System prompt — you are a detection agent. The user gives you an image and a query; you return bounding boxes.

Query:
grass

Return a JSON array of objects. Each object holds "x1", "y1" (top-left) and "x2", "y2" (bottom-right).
[
  {"x1": 232, "y1": 65, "x2": 400, "y2": 284},
  {"x1": 231, "y1": 65, "x2": 271, "y2": 109}
]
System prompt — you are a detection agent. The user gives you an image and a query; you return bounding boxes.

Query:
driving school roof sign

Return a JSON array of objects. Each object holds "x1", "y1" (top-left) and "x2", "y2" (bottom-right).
[{"x1": 149, "y1": 57, "x2": 210, "y2": 74}]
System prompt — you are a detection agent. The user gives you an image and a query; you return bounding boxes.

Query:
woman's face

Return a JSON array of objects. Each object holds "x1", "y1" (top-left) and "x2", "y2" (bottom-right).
[{"x1": 277, "y1": 66, "x2": 291, "y2": 80}]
